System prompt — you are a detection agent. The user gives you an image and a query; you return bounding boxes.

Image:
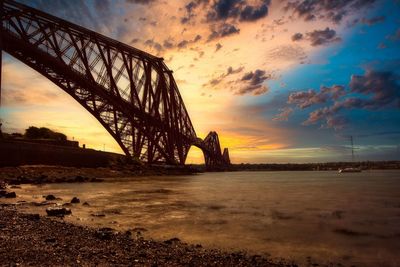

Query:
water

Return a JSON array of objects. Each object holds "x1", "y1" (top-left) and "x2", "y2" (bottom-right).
[{"x1": 6, "y1": 170, "x2": 400, "y2": 266}]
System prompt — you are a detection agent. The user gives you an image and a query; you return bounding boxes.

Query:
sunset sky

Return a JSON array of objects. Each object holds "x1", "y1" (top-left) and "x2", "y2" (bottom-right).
[{"x1": 1, "y1": 0, "x2": 400, "y2": 163}]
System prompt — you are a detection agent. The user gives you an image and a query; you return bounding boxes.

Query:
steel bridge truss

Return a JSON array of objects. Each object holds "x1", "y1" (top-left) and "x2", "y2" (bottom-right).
[{"x1": 1, "y1": 0, "x2": 230, "y2": 168}]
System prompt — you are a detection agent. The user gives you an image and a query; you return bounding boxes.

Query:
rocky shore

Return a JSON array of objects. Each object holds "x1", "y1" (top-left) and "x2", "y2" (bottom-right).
[
  {"x1": 0, "y1": 165, "x2": 199, "y2": 185},
  {"x1": 0, "y1": 206, "x2": 296, "y2": 266}
]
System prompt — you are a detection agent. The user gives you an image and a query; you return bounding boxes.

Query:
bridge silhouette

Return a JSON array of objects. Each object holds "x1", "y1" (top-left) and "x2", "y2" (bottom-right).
[{"x1": 0, "y1": 0, "x2": 230, "y2": 169}]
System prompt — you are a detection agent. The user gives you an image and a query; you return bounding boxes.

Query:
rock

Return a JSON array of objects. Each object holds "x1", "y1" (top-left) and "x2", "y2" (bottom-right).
[
  {"x1": 46, "y1": 207, "x2": 72, "y2": 217},
  {"x1": 45, "y1": 195, "x2": 56, "y2": 201},
  {"x1": 0, "y1": 190, "x2": 7, "y2": 197},
  {"x1": 82, "y1": 202, "x2": 90, "y2": 206},
  {"x1": 164, "y1": 237, "x2": 181, "y2": 245},
  {"x1": 91, "y1": 213, "x2": 106, "y2": 217},
  {"x1": 95, "y1": 227, "x2": 114, "y2": 240},
  {"x1": 5, "y1": 192, "x2": 17, "y2": 198},
  {"x1": 44, "y1": 237, "x2": 56, "y2": 243},
  {"x1": 71, "y1": 197, "x2": 80, "y2": 204},
  {"x1": 74, "y1": 176, "x2": 85, "y2": 183},
  {"x1": 0, "y1": 182, "x2": 7, "y2": 189},
  {"x1": 62, "y1": 203, "x2": 72, "y2": 207},
  {"x1": 22, "y1": 213, "x2": 40, "y2": 221},
  {"x1": 33, "y1": 201, "x2": 55, "y2": 206},
  {"x1": 132, "y1": 227, "x2": 148, "y2": 233}
]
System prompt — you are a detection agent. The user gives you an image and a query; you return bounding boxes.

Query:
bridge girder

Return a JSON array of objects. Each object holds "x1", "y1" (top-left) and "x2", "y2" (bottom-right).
[{"x1": 1, "y1": 0, "x2": 230, "y2": 167}]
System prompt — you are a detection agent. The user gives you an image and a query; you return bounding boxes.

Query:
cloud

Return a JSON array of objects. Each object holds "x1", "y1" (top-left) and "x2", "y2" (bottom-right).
[
  {"x1": 208, "y1": 23, "x2": 240, "y2": 41},
  {"x1": 291, "y1": 33, "x2": 303, "y2": 41},
  {"x1": 349, "y1": 70, "x2": 400, "y2": 108},
  {"x1": 126, "y1": 0, "x2": 157, "y2": 4},
  {"x1": 273, "y1": 107, "x2": 293, "y2": 121},
  {"x1": 181, "y1": 0, "x2": 211, "y2": 24},
  {"x1": 288, "y1": 85, "x2": 346, "y2": 109},
  {"x1": 235, "y1": 69, "x2": 270, "y2": 95},
  {"x1": 299, "y1": 70, "x2": 400, "y2": 129},
  {"x1": 239, "y1": 2, "x2": 270, "y2": 21},
  {"x1": 207, "y1": 0, "x2": 271, "y2": 22},
  {"x1": 361, "y1": 15, "x2": 385, "y2": 25},
  {"x1": 284, "y1": 0, "x2": 377, "y2": 24},
  {"x1": 205, "y1": 66, "x2": 244, "y2": 87},
  {"x1": 306, "y1": 27, "x2": 341, "y2": 46},
  {"x1": 144, "y1": 39, "x2": 163, "y2": 51}
]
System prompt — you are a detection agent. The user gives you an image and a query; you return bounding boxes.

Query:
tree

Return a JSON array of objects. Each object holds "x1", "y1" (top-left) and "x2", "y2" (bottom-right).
[{"x1": 24, "y1": 126, "x2": 67, "y2": 141}]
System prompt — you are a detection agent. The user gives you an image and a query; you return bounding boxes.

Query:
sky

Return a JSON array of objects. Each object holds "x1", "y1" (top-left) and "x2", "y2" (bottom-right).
[{"x1": 1, "y1": 0, "x2": 400, "y2": 163}]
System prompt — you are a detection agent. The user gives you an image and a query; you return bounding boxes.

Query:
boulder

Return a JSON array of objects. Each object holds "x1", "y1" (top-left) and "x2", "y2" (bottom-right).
[
  {"x1": 5, "y1": 192, "x2": 16, "y2": 198},
  {"x1": 46, "y1": 207, "x2": 72, "y2": 217},
  {"x1": 45, "y1": 195, "x2": 56, "y2": 201},
  {"x1": 70, "y1": 197, "x2": 80, "y2": 204},
  {"x1": 0, "y1": 190, "x2": 7, "y2": 197}
]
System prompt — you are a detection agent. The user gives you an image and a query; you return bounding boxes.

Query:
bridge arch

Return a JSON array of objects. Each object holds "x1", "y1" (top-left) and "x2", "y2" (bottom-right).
[{"x1": 1, "y1": 0, "x2": 230, "y2": 168}]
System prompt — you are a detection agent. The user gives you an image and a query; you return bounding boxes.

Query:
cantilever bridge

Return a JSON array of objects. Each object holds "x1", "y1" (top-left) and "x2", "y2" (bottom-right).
[{"x1": 0, "y1": 0, "x2": 230, "y2": 168}]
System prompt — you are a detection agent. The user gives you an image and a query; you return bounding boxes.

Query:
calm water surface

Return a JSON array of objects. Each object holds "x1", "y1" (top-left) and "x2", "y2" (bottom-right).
[{"x1": 7, "y1": 170, "x2": 400, "y2": 266}]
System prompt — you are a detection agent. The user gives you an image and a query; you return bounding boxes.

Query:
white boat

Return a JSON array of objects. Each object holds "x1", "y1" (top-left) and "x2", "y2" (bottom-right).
[{"x1": 338, "y1": 167, "x2": 362, "y2": 173}]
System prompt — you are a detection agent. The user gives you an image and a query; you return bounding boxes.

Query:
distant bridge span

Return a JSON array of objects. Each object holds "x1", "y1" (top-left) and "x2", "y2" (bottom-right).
[{"x1": 0, "y1": 0, "x2": 230, "y2": 168}]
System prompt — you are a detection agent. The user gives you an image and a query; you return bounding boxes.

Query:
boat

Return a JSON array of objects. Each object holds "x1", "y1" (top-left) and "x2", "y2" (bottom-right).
[{"x1": 338, "y1": 167, "x2": 361, "y2": 173}]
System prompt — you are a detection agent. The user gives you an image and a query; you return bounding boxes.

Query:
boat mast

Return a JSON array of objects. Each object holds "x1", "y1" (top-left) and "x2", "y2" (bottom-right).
[{"x1": 350, "y1": 135, "x2": 354, "y2": 162}]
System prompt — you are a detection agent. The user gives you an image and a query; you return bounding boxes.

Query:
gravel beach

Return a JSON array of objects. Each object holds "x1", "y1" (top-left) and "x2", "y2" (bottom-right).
[{"x1": 0, "y1": 206, "x2": 295, "y2": 266}]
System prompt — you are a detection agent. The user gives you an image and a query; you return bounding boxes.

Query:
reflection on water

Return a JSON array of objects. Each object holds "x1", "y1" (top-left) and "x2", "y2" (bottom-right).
[{"x1": 8, "y1": 170, "x2": 400, "y2": 266}]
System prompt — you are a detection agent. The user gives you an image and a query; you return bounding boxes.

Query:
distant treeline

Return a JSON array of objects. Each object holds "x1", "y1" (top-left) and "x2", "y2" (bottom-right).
[
  {"x1": 227, "y1": 161, "x2": 400, "y2": 171},
  {"x1": 2, "y1": 126, "x2": 67, "y2": 141},
  {"x1": 188, "y1": 161, "x2": 400, "y2": 171}
]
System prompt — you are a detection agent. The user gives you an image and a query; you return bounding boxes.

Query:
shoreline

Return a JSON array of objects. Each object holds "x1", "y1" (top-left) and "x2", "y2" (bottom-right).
[
  {"x1": 0, "y1": 206, "x2": 295, "y2": 266},
  {"x1": 0, "y1": 165, "x2": 200, "y2": 185}
]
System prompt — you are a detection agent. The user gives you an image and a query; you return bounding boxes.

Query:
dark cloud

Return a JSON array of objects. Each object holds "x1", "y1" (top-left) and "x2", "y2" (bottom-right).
[
  {"x1": 239, "y1": 2, "x2": 270, "y2": 21},
  {"x1": 177, "y1": 40, "x2": 189, "y2": 49},
  {"x1": 131, "y1": 38, "x2": 140, "y2": 44},
  {"x1": 236, "y1": 69, "x2": 270, "y2": 95},
  {"x1": 126, "y1": 0, "x2": 157, "y2": 4},
  {"x1": 361, "y1": 15, "x2": 385, "y2": 25},
  {"x1": 291, "y1": 33, "x2": 303, "y2": 41},
  {"x1": 205, "y1": 66, "x2": 244, "y2": 87},
  {"x1": 349, "y1": 70, "x2": 400, "y2": 108},
  {"x1": 284, "y1": 0, "x2": 377, "y2": 24},
  {"x1": 306, "y1": 27, "x2": 341, "y2": 46},
  {"x1": 287, "y1": 85, "x2": 347, "y2": 109},
  {"x1": 208, "y1": 23, "x2": 240, "y2": 41},
  {"x1": 181, "y1": 0, "x2": 210, "y2": 24},
  {"x1": 298, "y1": 70, "x2": 400, "y2": 130},
  {"x1": 143, "y1": 39, "x2": 163, "y2": 51},
  {"x1": 163, "y1": 40, "x2": 174, "y2": 49},
  {"x1": 206, "y1": 0, "x2": 271, "y2": 22}
]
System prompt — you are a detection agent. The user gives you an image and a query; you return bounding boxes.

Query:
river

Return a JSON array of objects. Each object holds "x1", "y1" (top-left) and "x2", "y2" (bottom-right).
[{"x1": 5, "y1": 170, "x2": 400, "y2": 266}]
